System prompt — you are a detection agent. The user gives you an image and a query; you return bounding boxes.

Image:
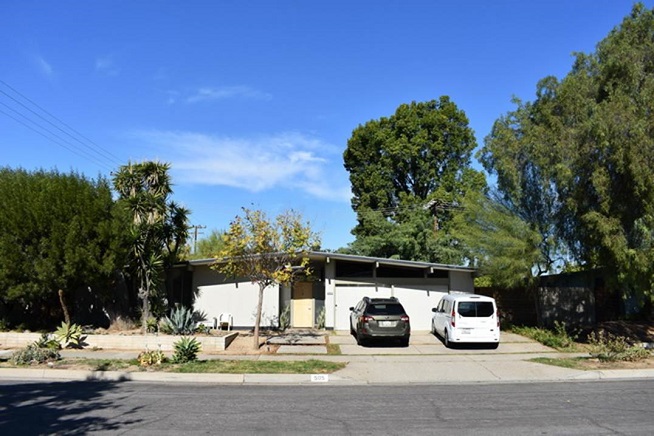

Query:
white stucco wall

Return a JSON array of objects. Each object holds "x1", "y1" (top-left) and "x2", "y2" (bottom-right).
[{"x1": 192, "y1": 266, "x2": 280, "y2": 329}]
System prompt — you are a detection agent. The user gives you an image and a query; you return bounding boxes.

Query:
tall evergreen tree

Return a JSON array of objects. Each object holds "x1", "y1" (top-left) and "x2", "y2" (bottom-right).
[
  {"x1": 343, "y1": 97, "x2": 486, "y2": 262},
  {"x1": 0, "y1": 168, "x2": 127, "y2": 329}
]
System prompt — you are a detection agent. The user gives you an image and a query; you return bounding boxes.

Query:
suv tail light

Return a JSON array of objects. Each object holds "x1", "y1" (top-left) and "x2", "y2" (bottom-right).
[
  {"x1": 451, "y1": 308, "x2": 456, "y2": 327},
  {"x1": 361, "y1": 315, "x2": 374, "y2": 323},
  {"x1": 400, "y1": 315, "x2": 409, "y2": 323}
]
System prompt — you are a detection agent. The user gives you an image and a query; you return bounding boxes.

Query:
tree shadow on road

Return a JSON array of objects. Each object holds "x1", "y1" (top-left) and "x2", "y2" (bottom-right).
[{"x1": 0, "y1": 378, "x2": 143, "y2": 434}]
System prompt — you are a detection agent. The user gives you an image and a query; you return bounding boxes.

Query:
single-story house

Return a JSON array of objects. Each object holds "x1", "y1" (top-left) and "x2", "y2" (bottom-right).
[{"x1": 172, "y1": 251, "x2": 476, "y2": 331}]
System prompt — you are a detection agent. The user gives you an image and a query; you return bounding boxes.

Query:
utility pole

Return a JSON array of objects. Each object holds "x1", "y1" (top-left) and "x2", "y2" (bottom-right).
[{"x1": 190, "y1": 225, "x2": 206, "y2": 254}]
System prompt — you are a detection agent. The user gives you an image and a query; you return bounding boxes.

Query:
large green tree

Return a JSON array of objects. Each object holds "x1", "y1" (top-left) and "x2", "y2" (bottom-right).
[
  {"x1": 343, "y1": 97, "x2": 486, "y2": 262},
  {"x1": 113, "y1": 161, "x2": 190, "y2": 331},
  {"x1": 450, "y1": 191, "x2": 544, "y2": 289},
  {"x1": 0, "y1": 168, "x2": 127, "y2": 329},
  {"x1": 481, "y1": 3, "x2": 654, "y2": 307},
  {"x1": 212, "y1": 209, "x2": 320, "y2": 350}
]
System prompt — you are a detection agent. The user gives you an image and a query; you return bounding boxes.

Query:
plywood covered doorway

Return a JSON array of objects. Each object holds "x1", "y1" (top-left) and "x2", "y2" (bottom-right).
[{"x1": 292, "y1": 282, "x2": 314, "y2": 328}]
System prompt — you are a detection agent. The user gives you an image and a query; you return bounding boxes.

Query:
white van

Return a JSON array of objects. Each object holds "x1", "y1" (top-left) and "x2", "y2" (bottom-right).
[{"x1": 431, "y1": 293, "x2": 500, "y2": 348}]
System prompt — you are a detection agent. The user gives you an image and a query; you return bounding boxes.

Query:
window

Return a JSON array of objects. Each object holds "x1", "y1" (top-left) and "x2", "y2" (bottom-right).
[
  {"x1": 366, "y1": 304, "x2": 406, "y2": 315},
  {"x1": 457, "y1": 301, "x2": 494, "y2": 317}
]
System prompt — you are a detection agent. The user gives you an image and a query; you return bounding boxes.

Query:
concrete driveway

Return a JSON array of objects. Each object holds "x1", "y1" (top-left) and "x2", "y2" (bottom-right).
[
  {"x1": 270, "y1": 330, "x2": 554, "y2": 355},
  {"x1": 329, "y1": 330, "x2": 554, "y2": 355}
]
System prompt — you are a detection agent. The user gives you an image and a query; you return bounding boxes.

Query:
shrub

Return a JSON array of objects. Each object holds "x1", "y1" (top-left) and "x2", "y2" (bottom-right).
[
  {"x1": 510, "y1": 321, "x2": 578, "y2": 350},
  {"x1": 54, "y1": 322, "x2": 86, "y2": 348},
  {"x1": 160, "y1": 306, "x2": 206, "y2": 335},
  {"x1": 35, "y1": 333, "x2": 61, "y2": 350},
  {"x1": 146, "y1": 317, "x2": 158, "y2": 333},
  {"x1": 12, "y1": 343, "x2": 60, "y2": 365},
  {"x1": 137, "y1": 349, "x2": 166, "y2": 367},
  {"x1": 587, "y1": 330, "x2": 651, "y2": 362},
  {"x1": 316, "y1": 306, "x2": 326, "y2": 329},
  {"x1": 278, "y1": 305, "x2": 291, "y2": 331},
  {"x1": 171, "y1": 336, "x2": 201, "y2": 363}
]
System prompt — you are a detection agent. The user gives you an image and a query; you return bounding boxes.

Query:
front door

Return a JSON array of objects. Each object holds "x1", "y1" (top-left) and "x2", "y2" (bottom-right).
[{"x1": 292, "y1": 282, "x2": 314, "y2": 328}]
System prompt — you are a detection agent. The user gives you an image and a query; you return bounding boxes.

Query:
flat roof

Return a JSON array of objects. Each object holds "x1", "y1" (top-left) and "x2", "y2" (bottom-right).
[{"x1": 181, "y1": 251, "x2": 475, "y2": 273}]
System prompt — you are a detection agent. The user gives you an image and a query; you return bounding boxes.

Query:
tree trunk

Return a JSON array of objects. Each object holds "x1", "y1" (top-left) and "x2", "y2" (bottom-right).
[
  {"x1": 58, "y1": 289, "x2": 71, "y2": 325},
  {"x1": 253, "y1": 284, "x2": 265, "y2": 350}
]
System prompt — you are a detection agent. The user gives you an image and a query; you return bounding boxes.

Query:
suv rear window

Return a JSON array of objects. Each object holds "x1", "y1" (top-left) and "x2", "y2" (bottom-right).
[
  {"x1": 457, "y1": 301, "x2": 494, "y2": 317},
  {"x1": 366, "y1": 303, "x2": 405, "y2": 315}
]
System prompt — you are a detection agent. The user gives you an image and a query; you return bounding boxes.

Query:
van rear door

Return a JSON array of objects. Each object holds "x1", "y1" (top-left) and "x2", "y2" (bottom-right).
[{"x1": 455, "y1": 300, "x2": 496, "y2": 332}]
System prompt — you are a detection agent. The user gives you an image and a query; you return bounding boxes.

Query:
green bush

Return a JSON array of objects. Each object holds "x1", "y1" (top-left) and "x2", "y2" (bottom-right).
[
  {"x1": 171, "y1": 336, "x2": 201, "y2": 363},
  {"x1": 35, "y1": 333, "x2": 61, "y2": 350},
  {"x1": 587, "y1": 330, "x2": 651, "y2": 362},
  {"x1": 12, "y1": 343, "x2": 60, "y2": 365},
  {"x1": 510, "y1": 321, "x2": 578, "y2": 350}
]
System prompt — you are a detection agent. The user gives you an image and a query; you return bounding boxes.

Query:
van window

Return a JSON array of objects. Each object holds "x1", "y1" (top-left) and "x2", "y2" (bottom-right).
[{"x1": 457, "y1": 301, "x2": 494, "y2": 317}]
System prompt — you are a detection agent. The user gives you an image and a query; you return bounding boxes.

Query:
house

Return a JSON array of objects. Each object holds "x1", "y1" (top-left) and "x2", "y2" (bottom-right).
[{"x1": 172, "y1": 251, "x2": 476, "y2": 331}]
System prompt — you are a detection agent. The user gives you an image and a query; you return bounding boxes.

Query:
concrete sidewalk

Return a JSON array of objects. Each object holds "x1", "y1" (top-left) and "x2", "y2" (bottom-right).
[{"x1": 1, "y1": 331, "x2": 653, "y2": 385}]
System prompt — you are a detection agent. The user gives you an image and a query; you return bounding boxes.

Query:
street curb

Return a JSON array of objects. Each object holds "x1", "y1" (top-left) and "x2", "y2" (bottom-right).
[{"x1": 2, "y1": 367, "x2": 654, "y2": 385}]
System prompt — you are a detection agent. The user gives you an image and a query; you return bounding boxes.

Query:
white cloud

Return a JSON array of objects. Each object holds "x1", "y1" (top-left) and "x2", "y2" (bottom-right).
[
  {"x1": 132, "y1": 130, "x2": 351, "y2": 202},
  {"x1": 34, "y1": 55, "x2": 53, "y2": 77},
  {"x1": 185, "y1": 85, "x2": 272, "y2": 103},
  {"x1": 95, "y1": 56, "x2": 120, "y2": 76}
]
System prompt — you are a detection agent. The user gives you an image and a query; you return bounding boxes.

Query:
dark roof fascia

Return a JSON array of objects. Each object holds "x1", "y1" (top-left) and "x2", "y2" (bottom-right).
[
  {"x1": 176, "y1": 251, "x2": 475, "y2": 273},
  {"x1": 306, "y1": 251, "x2": 476, "y2": 273}
]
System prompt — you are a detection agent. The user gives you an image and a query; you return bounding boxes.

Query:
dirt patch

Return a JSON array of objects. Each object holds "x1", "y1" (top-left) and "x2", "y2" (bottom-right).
[
  {"x1": 575, "y1": 357, "x2": 654, "y2": 370},
  {"x1": 579, "y1": 320, "x2": 654, "y2": 344},
  {"x1": 219, "y1": 332, "x2": 280, "y2": 355}
]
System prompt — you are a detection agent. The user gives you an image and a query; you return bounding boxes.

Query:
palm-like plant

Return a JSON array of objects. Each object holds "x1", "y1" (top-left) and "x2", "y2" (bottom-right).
[{"x1": 113, "y1": 161, "x2": 190, "y2": 332}]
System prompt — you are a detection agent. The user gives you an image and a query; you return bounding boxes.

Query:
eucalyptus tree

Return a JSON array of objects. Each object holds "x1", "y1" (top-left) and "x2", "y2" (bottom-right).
[
  {"x1": 481, "y1": 3, "x2": 654, "y2": 307},
  {"x1": 343, "y1": 97, "x2": 486, "y2": 262},
  {"x1": 113, "y1": 161, "x2": 190, "y2": 331}
]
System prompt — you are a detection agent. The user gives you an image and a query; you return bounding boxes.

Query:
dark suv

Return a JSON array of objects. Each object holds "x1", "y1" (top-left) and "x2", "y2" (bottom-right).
[{"x1": 349, "y1": 297, "x2": 411, "y2": 346}]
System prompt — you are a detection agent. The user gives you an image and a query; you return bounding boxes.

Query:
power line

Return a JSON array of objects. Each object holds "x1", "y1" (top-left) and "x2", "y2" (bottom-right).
[{"x1": 0, "y1": 79, "x2": 123, "y2": 170}]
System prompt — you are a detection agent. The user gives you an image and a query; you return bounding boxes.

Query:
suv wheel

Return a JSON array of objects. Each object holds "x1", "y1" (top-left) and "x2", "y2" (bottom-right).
[
  {"x1": 356, "y1": 333, "x2": 367, "y2": 347},
  {"x1": 400, "y1": 337, "x2": 409, "y2": 347}
]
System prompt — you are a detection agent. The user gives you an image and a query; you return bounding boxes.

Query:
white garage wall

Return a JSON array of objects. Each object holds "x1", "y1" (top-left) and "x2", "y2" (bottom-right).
[
  {"x1": 333, "y1": 286, "x2": 392, "y2": 330},
  {"x1": 333, "y1": 284, "x2": 449, "y2": 331},
  {"x1": 194, "y1": 282, "x2": 280, "y2": 329},
  {"x1": 391, "y1": 286, "x2": 447, "y2": 330}
]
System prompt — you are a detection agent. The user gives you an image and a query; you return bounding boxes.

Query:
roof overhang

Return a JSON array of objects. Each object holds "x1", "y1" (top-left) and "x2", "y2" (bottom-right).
[{"x1": 177, "y1": 251, "x2": 476, "y2": 273}]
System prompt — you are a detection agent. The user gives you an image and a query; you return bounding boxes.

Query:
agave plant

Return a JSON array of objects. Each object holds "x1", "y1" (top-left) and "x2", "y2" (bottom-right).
[
  {"x1": 171, "y1": 336, "x2": 201, "y2": 363},
  {"x1": 54, "y1": 322, "x2": 85, "y2": 348},
  {"x1": 160, "y1": 306, "x2": 207, "y2": 335}
]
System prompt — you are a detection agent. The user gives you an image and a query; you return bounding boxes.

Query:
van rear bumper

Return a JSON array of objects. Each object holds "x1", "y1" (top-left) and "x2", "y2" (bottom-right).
[{"x1": 450, "y1": 329, "x2": 500, "y2": 343}]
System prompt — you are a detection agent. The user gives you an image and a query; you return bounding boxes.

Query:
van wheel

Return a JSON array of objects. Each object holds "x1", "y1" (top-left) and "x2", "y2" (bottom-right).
[
  {"x1": 431, "y1": 320, "x2": 436, "y2": 335},
  {"x1": 443, "y1": 330, "x2": 450, "y2": 348}
]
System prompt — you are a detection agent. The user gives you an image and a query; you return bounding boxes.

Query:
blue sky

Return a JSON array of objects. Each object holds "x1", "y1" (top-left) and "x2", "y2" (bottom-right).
[{"x1": 2, "y1": 1, "x2": 651, "y2": 250}]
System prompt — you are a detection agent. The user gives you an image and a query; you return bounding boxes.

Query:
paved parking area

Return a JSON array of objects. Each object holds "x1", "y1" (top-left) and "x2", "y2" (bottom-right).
[{"x1": 274, "y1": 330, "x2": 553, "y2": 355}]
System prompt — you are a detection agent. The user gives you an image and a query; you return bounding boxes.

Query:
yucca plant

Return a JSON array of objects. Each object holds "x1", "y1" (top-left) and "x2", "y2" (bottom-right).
[{"x1": 171, "y1": 336, "x2": 201, "y2": 363}]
